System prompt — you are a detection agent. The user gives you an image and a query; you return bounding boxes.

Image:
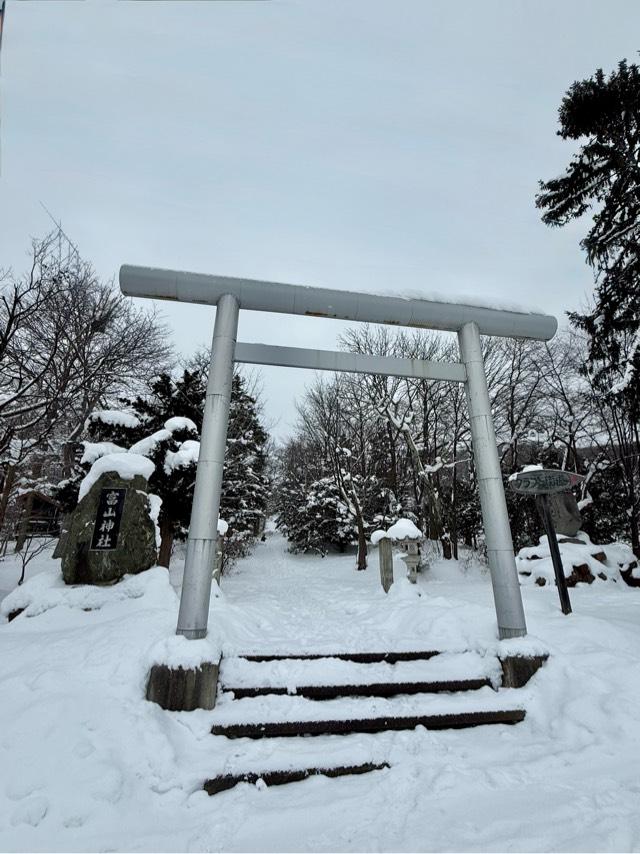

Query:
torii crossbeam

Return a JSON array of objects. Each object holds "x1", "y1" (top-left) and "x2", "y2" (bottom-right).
[{"x1": 120, "y1": 264, "x2": 557, "y2": 641}]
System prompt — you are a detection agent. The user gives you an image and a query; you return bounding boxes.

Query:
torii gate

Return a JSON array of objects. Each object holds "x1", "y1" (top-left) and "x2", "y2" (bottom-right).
[{"x1": 119, "y1": 265, "x2": 557, "y2": 642}]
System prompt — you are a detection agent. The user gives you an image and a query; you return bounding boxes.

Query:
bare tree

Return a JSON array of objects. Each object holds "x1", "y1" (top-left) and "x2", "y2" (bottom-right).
[{"x1": 0, "y1": 233, "x2": 172, "y2": 532}]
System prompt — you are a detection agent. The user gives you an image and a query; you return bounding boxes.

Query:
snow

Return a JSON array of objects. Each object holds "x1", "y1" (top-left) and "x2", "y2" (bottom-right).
[
  {"x1": 147, "y1": 493, "x2": 163, "y2": 548},
  {"x1": 508, "y1": 463, "x2": 543, "y2": 481},
  {"x1": 164, "y1": 439, "x2": 200, "y2": 473},
  {"x1": 221, "y1": 651, "x2": 504, "y2": 691},
  {"x1": 516, "y1": 531, "x2": 636, "y2": 584},
  {"x1": 129, "y1": 428, "x2": 171, "y2": 457},
  {"x1": 2, "y1": 530, "x2": 640, "y2": 851},
  {"x1": 163, "y1": 416, "x2": 197, "y2": 434},
  {"x1": 372, "y1": 518, "x2": 423, "y2": 543},
  {"x1": 212, "y1": 684, "x2": 523, "y2": 726},
  {"x1": 303, "y1": 281, "x2": 545, "y2": 315},
  {"x1": 1, "y1": 565, "x2": 168, "y2": 620},
  {"x1": 77, "y1": 453, "x2": 155, "y2": 501},
  {"x1": 217, "y1": 518, "x2": 228, "y2": 536},
  {"x1": 147, "y1": 634, "x2": 221, "y2": 670},
  {"x1": 609, "y1": 324, "x2": 640, "y2": 395},
  {"x1": 80, "y1": 441, "x2": 127, "y2": 465},
  {"x1": 88, "y1": 410, "x2": 141, "y2": 429}
]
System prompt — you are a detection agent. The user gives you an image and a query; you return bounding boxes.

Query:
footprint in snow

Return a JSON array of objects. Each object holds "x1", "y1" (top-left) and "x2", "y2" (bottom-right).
[
  {"x1": 5, "y1": 780, "x2": 41, "y2": 801},
  {"x1": 10, "y1": 795, "x2": 49, "y2": 827},
  {"x1": 73, "y1": 738, "x2": 96, "y2": 759}
]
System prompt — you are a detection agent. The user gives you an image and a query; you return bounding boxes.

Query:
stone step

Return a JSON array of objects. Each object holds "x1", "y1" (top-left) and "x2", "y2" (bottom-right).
[
  {"x1": 211, "y1": 708, "x2": 525, "y2": 739},
  {"x1": 222, "y1": 677, "x2": 492, "y2": 700},
  {"x1": 238, "y1": 650, "x2": 441, "y2": 664},
  {"x1": 204, "y1": 762, "x2": 389, "y2": 795},
  {"x1": 219, "y1": 651, "x2": 502, "y2": 697}
]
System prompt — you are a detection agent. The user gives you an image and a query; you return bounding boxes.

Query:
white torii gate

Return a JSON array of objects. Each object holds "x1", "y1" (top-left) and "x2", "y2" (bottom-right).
[{"x1": 119, "y1": 265, "x2": 557, "y2": 642}]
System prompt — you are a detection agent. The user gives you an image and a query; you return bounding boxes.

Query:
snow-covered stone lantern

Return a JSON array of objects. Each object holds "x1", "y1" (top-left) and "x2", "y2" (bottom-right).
[{"x1": 371, "y1": 518, "x2": 424, "y2": 591}]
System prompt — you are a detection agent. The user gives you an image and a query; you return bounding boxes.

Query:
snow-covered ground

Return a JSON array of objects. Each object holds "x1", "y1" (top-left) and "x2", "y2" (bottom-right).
[{"x1": 2, "y1": 531, "x2": 640, "y2": 852}]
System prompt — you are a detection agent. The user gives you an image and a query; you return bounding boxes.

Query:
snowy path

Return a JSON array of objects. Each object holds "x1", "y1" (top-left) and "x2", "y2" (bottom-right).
[
  {"x1": 204, "y1": 532, "x2": 509, "y2": 657},
  {"x1": 2, "y1": 531, "x2": 640, "y2": 851}
]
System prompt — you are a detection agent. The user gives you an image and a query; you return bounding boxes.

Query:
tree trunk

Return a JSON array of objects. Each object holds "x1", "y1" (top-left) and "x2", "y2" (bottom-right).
[
  {"x1": 631, "y1": 507, "x2": 640, "y2": 560},
  {"x1": 0, "y1": 464, "x2": 16, "y2": 531},
  {"x1": 349, "y1": 490, "x2": 368, "y2": 571},
  {"x1": 158, "y1": 516, "x2": 174, "y2": 568},
  {"x1": 15, "y1": 492, "x2": 35, "y2": 553},
  {"x1": 356, "y1": 516, "x2": 368, "y2": 570}
]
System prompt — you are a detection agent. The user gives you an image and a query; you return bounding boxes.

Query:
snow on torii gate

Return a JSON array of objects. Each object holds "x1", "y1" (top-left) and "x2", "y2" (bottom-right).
[{"x1": 119, "y1": 265, "x2": 557, "y2": 642}]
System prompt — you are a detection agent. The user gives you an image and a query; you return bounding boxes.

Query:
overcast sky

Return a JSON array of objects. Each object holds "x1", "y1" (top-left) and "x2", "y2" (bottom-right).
[{"x1": 1, "y1": 0, "x2": 638, "y2": 439}]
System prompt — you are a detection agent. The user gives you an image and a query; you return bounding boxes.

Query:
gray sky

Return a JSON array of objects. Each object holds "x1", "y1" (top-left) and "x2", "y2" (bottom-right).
[{"x1": 1, "y1": 0, "x2": 638, "y2": 439}]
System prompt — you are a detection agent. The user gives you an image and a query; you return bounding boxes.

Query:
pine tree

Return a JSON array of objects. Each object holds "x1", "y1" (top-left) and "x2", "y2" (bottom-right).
[
  {"x1": 536, "y1": 58, "x2": 640, "y2": 555},
  {"x1": 536, "y1": 59, "x2": 640, "y2": 409},
  {"x1": 220, "y1": 374, "x2": 270, "y2": 557},
  {"x1": 281, "y1": 474, "x2": 358, "y2": 556}
]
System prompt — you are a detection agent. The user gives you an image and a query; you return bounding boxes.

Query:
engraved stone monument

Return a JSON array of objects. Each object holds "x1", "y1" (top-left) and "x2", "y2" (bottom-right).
[{"x1": 61, "y1": 472, "x2": 157, "y2": 585}]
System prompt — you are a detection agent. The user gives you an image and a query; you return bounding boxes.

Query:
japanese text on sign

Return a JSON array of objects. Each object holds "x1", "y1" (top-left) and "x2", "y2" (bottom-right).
[
  {"x1": 508, "y1": 469, "x2": 584, "y2": 496},
  {"x1": 90, "y1": 488, "x2": 127, "y2": 551}
]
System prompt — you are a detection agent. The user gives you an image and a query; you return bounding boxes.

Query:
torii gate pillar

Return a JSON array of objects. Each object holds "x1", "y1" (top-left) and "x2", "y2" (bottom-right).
[
  {"x1": 176, "y1": 293, "x2": 239, "y2": 639},
  {"x1": 458, "y1": 321, "x2": 526, "y2": 638}
]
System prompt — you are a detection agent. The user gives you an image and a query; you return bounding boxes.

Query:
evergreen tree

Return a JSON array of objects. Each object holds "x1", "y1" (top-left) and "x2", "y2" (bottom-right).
[
  {"x1": 536, "y1": 59, "x2": 640, "y2": 410},
  {"x1": 280, "y1": 474, "x2": 358, "y2": 556},
  {"x1": 536, "y1": 58, "x2": 640, "y2": 555},
  {"x1": 220, "y1": 374, "x2": 270, "y2": 557}
]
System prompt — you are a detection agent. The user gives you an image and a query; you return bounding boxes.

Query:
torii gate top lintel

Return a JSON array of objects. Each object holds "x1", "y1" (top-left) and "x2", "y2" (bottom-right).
[
  {"x1": 119, "y1": 262, "x2": 557, "y2": 644},
  {"x1": 119, "y1": 264, "x2": 557, "y2": 342}
]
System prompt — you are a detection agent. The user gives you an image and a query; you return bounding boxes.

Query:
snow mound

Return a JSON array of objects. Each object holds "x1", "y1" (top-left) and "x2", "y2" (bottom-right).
[
  {"x1": 516, "y1": 531, "x2": 637, "y2": 586},
  {"x1": 80, "y1": 441, "x2": 127, "y2": 465},
  {"x1": 164, "y1": 416, "x2": 197, "y2": 434},
  {"x1": 78, "y1": 453, "x2": 155, "y2": 501},
  {"x1": 146, "y1": 633, "x2": 221, "y2": 670},
  {"x1": 1, "y1": 565, "x2": 171, "y2": 621}
]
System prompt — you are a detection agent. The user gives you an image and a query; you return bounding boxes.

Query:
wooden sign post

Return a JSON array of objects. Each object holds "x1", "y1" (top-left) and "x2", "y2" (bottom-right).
[{"x1": 509, "y1": 469, "x2": 584, "y2": 616}]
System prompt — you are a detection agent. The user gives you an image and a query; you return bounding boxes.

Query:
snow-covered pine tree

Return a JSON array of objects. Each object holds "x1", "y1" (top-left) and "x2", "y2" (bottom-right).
[
  {"x1": 536, "y1": 59, "x2": 640, "y2": 411},
  {"x1": 220, "y1": 374, "x2": 270, "y2": 558},
  {"x1": 280, "y1": 473, "x2": 358, "y2": 556},
  {"x1": 536, "y1": 58, "x2": 640, "y2": 555}
]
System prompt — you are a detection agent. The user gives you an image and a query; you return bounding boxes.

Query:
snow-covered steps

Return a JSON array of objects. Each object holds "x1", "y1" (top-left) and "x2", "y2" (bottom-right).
[
  {"x1": 204, "y1": 651, "x2": 531, "y2": 792},
  {"x1": 203, "y1": 762, "x2": 389, "y2": 795},
  {"x1": 238, "y1": 650, "x2": 441, "y2": 663},
  {"x1": 212, "y1": 668, "x2": 525, "y2": 738},
  {"x1": 224, "y1": 679, "x2": 492, "y2": 700},
  {"x1": 219, "y1": 651, "x2": 502, "y2": 700},
  {"x1": 211, "y1": 708, "x2": 525, "y2": 739}
]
